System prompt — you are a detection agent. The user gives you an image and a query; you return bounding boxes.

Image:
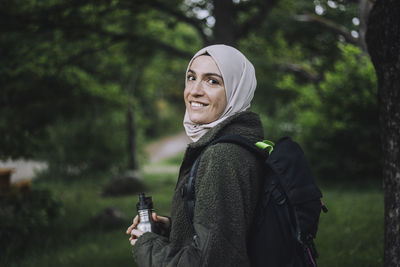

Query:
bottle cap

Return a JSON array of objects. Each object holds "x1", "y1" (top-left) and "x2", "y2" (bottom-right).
[{"x1": 136, "y1": 193, "x2": 154, "y2": 211}]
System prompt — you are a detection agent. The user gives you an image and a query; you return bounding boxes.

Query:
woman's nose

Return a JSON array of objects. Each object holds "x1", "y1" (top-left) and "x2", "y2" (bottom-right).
[{"x1": 189, "y1": 80, "x2": 204, "y2": 96}]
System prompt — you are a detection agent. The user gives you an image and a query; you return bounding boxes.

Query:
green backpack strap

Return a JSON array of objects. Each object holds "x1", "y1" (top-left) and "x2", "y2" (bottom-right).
[
  {"x1": 182, "y1": 135, "x2": 274, "y2": 236},
  {"x1": 255, "y1": 140, "x2": 275, "y2": 155}
]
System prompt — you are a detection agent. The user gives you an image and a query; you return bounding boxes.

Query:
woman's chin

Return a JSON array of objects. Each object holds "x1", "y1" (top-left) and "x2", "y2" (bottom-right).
[
  {"x1": 189, "y1": 115, "x2": 211, "y2": 125},
  {"x1": 190, "y1": 118, "x2": 207, "y2": 125}
]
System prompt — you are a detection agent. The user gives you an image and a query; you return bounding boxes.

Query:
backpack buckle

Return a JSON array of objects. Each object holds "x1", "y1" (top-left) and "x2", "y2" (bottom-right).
[{"x1": 271, "y1": 183, "x2": 286, "y2": 205}]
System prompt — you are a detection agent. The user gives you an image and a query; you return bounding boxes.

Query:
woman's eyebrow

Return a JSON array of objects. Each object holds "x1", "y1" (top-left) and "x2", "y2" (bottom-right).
[
  {"x1": 204, "y1": 73, "x2": 223, "y2": 80},
  {"x1": 188, "y1": 69, "x2": 222, "y2": 80}
]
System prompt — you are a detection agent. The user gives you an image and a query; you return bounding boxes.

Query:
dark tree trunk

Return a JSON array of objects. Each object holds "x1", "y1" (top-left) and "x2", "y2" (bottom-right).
[
  {"x1": 358, "y1": 0, "x2": 372, "y2": 53},
  {"x1": 366, "y1": 1, "x2": 400, "y2": 266},
  {"x1": 212, "y1": 0, "x2": 236, "y2": 46},
  {"x1": 127, "y1": 107, "x2": 138, "y2": 170}
]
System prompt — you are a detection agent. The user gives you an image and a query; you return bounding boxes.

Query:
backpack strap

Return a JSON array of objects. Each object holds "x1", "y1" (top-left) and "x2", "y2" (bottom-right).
[
  {"x1": 182, "y1": 134, "x2": 270, "y2": 235},
  {"x1": 182, "y1": 154, "x2": 201, "y2": 235},
  {"x1": 213, "y1": 134, "x2": 269, "y2": 158}
]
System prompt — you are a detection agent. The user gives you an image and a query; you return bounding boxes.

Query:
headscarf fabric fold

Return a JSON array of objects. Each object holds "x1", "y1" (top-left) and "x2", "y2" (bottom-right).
[{"x1": 183, "y1": 44, "x2": 257, "y2": 142}]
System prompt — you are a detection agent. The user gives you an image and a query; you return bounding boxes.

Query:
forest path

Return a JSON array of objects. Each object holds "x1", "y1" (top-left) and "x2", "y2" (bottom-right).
[
  {"x1": 142, "y1": 131, "x2": 190, "y2": 175},
  {"x1": 0, "y1": 131, "x2": 190, "y2": 183},
  {"x1": 144, "y1": 131, "x2": 190, "y2": 163}
]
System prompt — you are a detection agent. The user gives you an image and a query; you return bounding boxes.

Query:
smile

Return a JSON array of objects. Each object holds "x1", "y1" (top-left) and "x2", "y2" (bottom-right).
[{"x1": 190, "y1": 101, "x2": 208, "y2": 107}]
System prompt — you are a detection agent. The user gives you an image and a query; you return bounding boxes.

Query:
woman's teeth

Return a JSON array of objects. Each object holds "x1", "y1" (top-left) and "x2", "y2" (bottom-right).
[{"x1": 191, "y1": 102, "x2": 205, "y2": 107}]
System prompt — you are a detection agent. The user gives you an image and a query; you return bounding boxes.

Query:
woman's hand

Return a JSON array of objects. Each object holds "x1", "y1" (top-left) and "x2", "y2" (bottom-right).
[
  {"x1": 126, "y1": 212, "x2": 171, "y2": 246},
  {"x1": 152, "y1": 212, "x2": 171, "y2": 230},
  {"x1": 129, "y1": 228, "x2": 144, "y2": 246}
]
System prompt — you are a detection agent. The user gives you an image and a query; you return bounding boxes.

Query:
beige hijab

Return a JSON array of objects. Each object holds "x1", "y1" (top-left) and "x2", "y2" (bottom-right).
[{"x1": 183, "y1": 44, "x2": 257, "y2": 142}]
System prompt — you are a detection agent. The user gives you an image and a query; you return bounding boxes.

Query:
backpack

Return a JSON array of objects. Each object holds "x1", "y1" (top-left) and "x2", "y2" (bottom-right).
[{"x1": 182, "y1": 134, "x2": 327, "y2": 267}]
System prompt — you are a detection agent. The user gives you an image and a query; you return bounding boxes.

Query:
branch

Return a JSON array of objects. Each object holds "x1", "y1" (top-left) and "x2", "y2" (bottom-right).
[
  {"x1": 137, "y1": 0, "x2": 209, "y2": 45},
  {"x1": 293, "y1": 13, "x2": 363, "y2": 48},
  {"x1": 58, "y1": 30, "x2": 192, "y2": 71},
  {"x1": 104, "y1": 31, "x2": 193, "y2": 58},
  {"x1": 278, "y1": 62, "x2": 321, "y2": 83},
  {"x1": 236, "y1": 0, "x2": 280, "y2": 39}
]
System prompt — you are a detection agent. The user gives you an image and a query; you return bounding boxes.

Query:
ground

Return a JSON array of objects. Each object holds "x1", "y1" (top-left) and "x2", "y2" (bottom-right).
[{"x1": 0, "y1": 131, "x2": 190, "y2": 182}]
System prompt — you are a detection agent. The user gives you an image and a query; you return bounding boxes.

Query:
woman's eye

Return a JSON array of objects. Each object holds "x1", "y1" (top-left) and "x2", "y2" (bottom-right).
[
  {"x1": 187, "y1": 75, "x2": 195, "y2": 81},
  {"x1": 208, "y1": 79, "x2": 219, "y2": 85}
]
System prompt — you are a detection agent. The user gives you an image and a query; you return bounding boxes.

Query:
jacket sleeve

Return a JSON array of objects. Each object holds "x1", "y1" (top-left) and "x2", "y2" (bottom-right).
[
  {"x1": 133, "y1": 143, "x2": 261, "y2": 267},
  {"x1": 132, "y1": 228, "x2": 207, "y2": 267}
]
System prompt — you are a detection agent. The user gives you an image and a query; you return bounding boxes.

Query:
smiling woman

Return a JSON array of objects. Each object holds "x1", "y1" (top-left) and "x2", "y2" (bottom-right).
[
  {"x1": 127, "y1": 44, "x2": 264, "y2": 267},
  {"x1": 184, "y1": 54, "x2": 227, "y2": 125},
  {"x1": 183, "y1": 45, "x2": 257, "y2": 142}
]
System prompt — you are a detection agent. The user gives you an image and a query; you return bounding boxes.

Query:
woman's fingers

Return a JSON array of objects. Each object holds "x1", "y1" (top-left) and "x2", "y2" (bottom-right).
[
  {"x1": 152, "y1": 212, "x2": 168, "y2": 222},
  {"x1": 128, "y1": 228, "x2": 144, "y2": 246},
  {"x1": 153, "y1": 213, "x2": 170, "y2": 227},
  {"x1": 126, "y1": 223, "x2": 135, "y2": 235},
  {"x1": 126, "y1": 213, "x2": 169, "y2": 236},
  {"x1": 131, "y1": 229, "x2": 144, "y2": 238},
  {"x1": 126, "y1": 215, "x2": 139, "y2": 235},
  {"x1": 157, "y1": 216, "x2": 170, "y2": 226},
  {"x1": 131, "y1": 228, "x2": 143, "y2": 236},
  {"x1": 133, "y1": 215, "x2": 139, "y2": 225},
  {"x1": 126, "y1": 224, "x2": 133, "y2": 235},
  {"x1": 152, "y1": 212, "x2": 158, "y2": 221}
]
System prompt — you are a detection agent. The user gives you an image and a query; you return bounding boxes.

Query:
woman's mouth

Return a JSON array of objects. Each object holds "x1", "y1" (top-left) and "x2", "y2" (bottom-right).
[{"x1": 190, "y1": 101, "x2": 208, "y2": 108}]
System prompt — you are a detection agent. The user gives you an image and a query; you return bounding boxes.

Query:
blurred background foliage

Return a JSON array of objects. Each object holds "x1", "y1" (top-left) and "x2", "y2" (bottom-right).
[
  {"x1": 1, "y1": 0, "x2": 382, "y2": 265},
  {"x1": 1, "y1": 0, "x2": 379, "y2": 181}
]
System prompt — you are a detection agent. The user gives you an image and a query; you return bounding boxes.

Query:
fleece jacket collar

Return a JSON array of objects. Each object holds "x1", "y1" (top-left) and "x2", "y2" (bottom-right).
[{"x1": 180, "y1": 111, "x2": 264, "y2": 171}]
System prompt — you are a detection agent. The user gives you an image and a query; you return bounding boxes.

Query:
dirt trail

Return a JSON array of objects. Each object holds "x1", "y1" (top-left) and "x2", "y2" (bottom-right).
[
  {"x1": 142, "y1": 131, "x2": 190, "y2": 175},
  {"x1": 0, "y1": 131, "x2": 190, "y2": 182},
  {"x1": 144, "y1": 131, "x2": 190, "y2": 163},
  {"x1": 0, "y1": 159, "x2": 47, "y2": 183}
]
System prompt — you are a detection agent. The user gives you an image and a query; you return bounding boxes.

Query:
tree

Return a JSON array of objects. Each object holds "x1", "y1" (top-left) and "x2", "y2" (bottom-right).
[
  {"x1": 366, "y1": 0, "x2": 400, "y2": 265},
  {"x1": 0, "y1": 0, "x2": 193, "y2": 174},
  {"x1": 143, "y1": 0, "x2": 279, "y2": 46},
  {"x1": 2, "y1": 0, "x2": 376, "y2": 183},
  {"x1": 0, "y1": 0, "x2": 282, "y2": 167}
]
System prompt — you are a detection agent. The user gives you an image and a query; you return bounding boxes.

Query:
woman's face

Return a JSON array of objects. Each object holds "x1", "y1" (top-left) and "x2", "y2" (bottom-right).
[{"x1": 184, "y1": 55, "x2": 227, "y2": 124}]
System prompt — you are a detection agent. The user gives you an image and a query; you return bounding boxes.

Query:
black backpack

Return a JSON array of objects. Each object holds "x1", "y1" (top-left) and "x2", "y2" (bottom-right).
[{"x1": 182, "y1": 134, "x2": 327, "y2": 267}]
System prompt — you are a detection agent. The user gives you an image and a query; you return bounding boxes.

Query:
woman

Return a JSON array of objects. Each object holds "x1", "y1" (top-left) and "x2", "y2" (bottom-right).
[{"x1": 126, "y1": 44, "x2": 264, "y2": 266}]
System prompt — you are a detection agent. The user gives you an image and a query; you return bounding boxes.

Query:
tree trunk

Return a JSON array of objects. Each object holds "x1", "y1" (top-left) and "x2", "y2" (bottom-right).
[
  {"x1": 127, "y1": 107, "x2": 138, "y2": 170},
  {"x1": 366, "y1": 1, "x2": 400, "y2": 266},
  {"x1": 212, "y1": 0, "x2": 236, "y2": 46},
  {"x1": 358, "y1": 0, "x2": 372, "y2": 53}
]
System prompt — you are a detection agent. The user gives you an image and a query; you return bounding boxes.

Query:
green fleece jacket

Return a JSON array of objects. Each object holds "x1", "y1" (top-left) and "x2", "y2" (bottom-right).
[{"x1": 133, "y1": 111, "x2": 264, "y2": 267}]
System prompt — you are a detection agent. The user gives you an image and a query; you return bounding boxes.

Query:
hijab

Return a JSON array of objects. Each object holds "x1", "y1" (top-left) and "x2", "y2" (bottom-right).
[{"x1": 183, "y1": 44, "x2": 257, "y2": 142}]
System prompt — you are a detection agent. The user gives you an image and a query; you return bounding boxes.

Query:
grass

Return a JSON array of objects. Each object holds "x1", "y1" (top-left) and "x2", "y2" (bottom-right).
[
  {"x1": 316, "y1": 181, "x2": 384, "y2": 267},
  {"x1": 6, "y1": 170, "x2": 177, "y2": 267},
  {"x1": 5, "y1": 165, "x2": 383, "y2": 267}
]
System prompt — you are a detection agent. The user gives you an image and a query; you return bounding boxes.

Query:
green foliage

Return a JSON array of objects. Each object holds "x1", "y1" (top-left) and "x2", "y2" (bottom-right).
[
  {"x1": 296, "y1": 44, "x2": 379, "y2": 180},
  {"x1": 244, "y1": 35, "x2": 379, "y2": 181},
  {"x1": 37, "y1": 109, "x2": 129, "y2": 177},
  {"x1": 0, "y1": 188, "x2": 63, "y2": 262},
  {"x1": 3, "y1": 168, "x2": 178, "y2": 267},
  {"x1": 1, "y1": 0, "x2": 202, "y2": 168},
  {"x1": 1, "y1": 1, "x2": 383, "y2": 264},
  {"x1": 138, "y1": 53, "x2": 189, "y2": 138},
  {"x1": 3, "y1": 171, "x2": 383, "y2": 267},
  {"x1": 1, "y1": 0, "x2": 376, "y2": 184}
]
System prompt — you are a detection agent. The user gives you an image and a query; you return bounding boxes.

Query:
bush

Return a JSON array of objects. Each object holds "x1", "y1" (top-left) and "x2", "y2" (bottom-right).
[
  {"x1": 274, "y1": 43, "x2": 380, "y2": 181},
  {"x1": 37, "y1": 109, "x2": 129, "y2": 178},
  {"x1": 0, "y1": 188, "x2": 63, "y2": 261},
  {"x1": 297, "y1": 44, "x2": 380, "y2": 180}
]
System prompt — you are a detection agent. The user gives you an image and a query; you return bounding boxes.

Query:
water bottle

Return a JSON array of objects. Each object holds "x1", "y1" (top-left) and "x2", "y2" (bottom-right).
[{"x1": 136, "y1": 193, "x2": 155, "y2": 233}]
